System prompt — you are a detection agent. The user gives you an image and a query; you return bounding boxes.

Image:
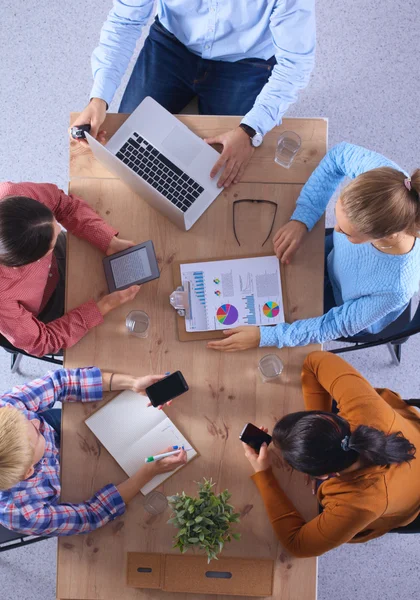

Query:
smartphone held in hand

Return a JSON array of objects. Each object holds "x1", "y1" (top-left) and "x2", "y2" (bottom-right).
[
  {"x1": 145, "y1": 371, "x2": 189, "y2": 407},
  {"x1": 239, "y1": 423, "x2": 272, "y2": 453}
]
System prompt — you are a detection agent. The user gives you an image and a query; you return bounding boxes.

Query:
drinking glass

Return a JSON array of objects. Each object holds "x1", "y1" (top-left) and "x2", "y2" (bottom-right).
[
  {"x1": 126, "y1": 310, "x2": 150, "y2": 338},
  {"x1": 275, "y1": 131, "x2": 301, "y2": 169},
  {"x1": 258, "y1": 354, "x2": 284, "y2": 383},
  {"x1": 142, "y1": 491, "x2": 168, "y2": 515}
]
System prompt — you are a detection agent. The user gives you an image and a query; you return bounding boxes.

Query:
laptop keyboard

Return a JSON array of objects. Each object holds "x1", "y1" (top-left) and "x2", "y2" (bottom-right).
[{"x1": 116, "y1": 133, "x2": 205, "y2": 213}]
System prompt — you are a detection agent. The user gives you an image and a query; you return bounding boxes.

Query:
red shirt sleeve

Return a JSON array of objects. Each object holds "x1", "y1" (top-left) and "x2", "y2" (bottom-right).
[
  {"x1": 0, "y1": 182, "x2": 118, "y2": 254},
  {"x1": 0, "y1": 299, "x2": 103, "y2": 357}
]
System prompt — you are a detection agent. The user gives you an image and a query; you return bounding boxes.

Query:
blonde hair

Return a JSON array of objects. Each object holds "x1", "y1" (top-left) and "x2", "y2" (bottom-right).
[
  {"x1": 0, "y1": 407, "x2": 33, "y2": 490},
  {"x1": 340, "y1": 167, "x2": 420, "y2": 239}
]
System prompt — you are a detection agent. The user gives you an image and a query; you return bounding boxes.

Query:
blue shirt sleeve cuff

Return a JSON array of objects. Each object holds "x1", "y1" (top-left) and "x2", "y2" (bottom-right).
[
  {"x1": 96, "y1": 483, "x2": 126, "y2": 518},
  {"x1": 90, "y1": 75, "x2": 116, "y2": 110},
  {"x1": 260, "y1": 325, "x2": 282, "y2": 348},
  {"x1": 289, "y1": 206, "x2": 319, "y2": 232},
  {"x1": 241, "y1": 108, "x2": 279, "y2": 137}
]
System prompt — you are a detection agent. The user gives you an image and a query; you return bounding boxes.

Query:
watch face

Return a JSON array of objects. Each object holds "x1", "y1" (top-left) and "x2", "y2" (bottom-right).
[{"x1": 252, "y1": 133, "x2": 263, "y2": 148}]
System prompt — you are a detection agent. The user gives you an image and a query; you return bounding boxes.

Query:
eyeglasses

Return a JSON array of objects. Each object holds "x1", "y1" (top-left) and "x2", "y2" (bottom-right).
[{"x1": 232, "y1": 199, "x2": 278, "y2": 247}]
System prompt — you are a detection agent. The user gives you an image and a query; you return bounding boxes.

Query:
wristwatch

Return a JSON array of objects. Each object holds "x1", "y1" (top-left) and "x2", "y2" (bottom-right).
[{"x1": 239, "y1": 123, "x2": 263, "y2": 148}]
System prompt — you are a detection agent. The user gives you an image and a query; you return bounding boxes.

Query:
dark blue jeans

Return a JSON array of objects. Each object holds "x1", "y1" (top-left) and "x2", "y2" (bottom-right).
[
  {"x1": 43, "y1": 409, "x2": 62, "y2": 445},
  {"x1": 119, "y1": 18, "x2": 276, "y2": 115}
]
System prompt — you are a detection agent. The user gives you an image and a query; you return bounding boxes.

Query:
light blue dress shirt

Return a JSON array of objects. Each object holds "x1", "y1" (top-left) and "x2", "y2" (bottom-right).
[{"x1": 91, "y1": 0, "x2": 316, "y2": 135}]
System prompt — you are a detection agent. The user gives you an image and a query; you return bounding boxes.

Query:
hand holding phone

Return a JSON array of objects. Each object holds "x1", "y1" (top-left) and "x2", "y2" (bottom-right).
[
  {"x1": 145, "y1": 371, "x2": 189, "y2": 408},
  {"x1": 239, "y1": 423, "x2": 272, "y2": 453},
  {"x1": 70, "y1": 124, "x2": 92, "y2": 140}
]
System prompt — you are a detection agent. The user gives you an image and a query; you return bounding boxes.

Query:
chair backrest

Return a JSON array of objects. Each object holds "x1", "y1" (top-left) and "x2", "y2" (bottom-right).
[
  {"x1": 0, "y1": 524, "x2": 22, "y2": 544},
  {"x1": 391, "y1": 296, "x2": 420, "y2": 341},
  {"x1": 0, "y1": 523, "x2": 48, "y2": 552}
]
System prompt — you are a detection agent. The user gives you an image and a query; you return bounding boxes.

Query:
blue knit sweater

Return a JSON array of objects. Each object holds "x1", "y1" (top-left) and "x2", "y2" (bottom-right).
[{"x1": 261, "y1": 142, "x2": 420, "y2": 348}]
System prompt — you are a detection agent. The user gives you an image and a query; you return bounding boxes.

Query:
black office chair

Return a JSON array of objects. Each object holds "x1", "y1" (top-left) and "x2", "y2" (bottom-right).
[
  {"x1": 329, "y1": 302, "x2": 417, "y2": 365},
  {"x1": 324, "y1": 228, "x2": 420, "y2": 364},
  {"x1": 0, "y1": 335, "x2": 63, "y2": 373},
  {"x1": 0, "y1": 523, "x2": 49, "y2": 552},
  {"x1": 391, "y1": 514, "x2": 420, "y2": 534}
]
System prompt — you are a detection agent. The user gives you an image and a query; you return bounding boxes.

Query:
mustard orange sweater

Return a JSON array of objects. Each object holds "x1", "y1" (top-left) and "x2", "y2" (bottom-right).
[{"x1": 252, "y1": 351, "x2": 420, "y2": 557}]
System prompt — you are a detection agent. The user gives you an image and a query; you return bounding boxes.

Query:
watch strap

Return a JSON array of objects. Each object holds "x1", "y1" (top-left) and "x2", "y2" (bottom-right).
[{"x1": 239, "y1": 123, "x2": 257, "y2": 139}]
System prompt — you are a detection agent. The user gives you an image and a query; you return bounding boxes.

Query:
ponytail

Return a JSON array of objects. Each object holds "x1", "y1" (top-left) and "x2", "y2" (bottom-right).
[
  {"x1": 410, "y1": 169, "x2": 420, "y2": 213},
  {"x1": 340, "y1": 166, "x2": 420, "y2": 239},
  {"x1": 347, "y1": 425, "x2": 415, "y2": 467},
  {"x1": 272, "y1": 411, "x2": 415, "y2": 477}
]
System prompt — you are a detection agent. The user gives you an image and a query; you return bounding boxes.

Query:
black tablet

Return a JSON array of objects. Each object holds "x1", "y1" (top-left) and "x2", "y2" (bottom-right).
[{"x1": 103, "y1": 240, "x2": 160, "y2": 292}]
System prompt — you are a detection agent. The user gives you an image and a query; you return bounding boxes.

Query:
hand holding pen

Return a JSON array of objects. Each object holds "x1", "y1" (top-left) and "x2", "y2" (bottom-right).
[
  {"x1": 145, "y1": 446, "x2": 192, "y2": 463},
  {"x1": 144, "y1": 446, "x2": 188, "y2": 475}
]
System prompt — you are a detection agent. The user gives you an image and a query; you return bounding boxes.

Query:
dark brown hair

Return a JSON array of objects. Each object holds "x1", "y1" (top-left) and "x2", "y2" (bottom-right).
[
  {"x1": 272, "y1": 411, "x2": 415, "y2": 477},
  {"x1": 0, "y1": 196, "x2": 54, "y2": 267}
]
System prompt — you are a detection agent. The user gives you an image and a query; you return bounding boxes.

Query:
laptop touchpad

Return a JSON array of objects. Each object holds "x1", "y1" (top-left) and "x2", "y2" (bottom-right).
[{"x1": 161, "y1": 127, "x2": 203, "y2": 167}]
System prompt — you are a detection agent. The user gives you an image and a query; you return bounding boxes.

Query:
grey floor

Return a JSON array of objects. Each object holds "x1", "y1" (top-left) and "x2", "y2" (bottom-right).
[{"x1": 0, "y1": 1, "x2": 420, "y2": 599}]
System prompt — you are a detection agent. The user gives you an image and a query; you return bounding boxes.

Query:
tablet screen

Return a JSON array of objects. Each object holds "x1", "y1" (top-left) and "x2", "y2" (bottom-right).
[{"x1": 110, "y1": 247, "x2": 152, "y2": 288}]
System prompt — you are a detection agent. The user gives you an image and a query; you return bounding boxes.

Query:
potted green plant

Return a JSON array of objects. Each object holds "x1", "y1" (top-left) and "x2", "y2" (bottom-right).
[{"x1": 168, "y1": 479, "x2": 241, "y2": 562}]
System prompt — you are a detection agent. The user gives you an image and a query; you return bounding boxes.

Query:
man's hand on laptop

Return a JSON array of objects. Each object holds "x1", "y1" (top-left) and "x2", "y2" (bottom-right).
[
  {"x1": 69, "y1": 98, "x2": 107, "y2": 146},
  {"x1": 97, "y1": 285, "x2": 141, "y2": 317},
  {"x1": 106, "y1": 236, "x2": 135, "y2": 256},
  {"x1": 205, "y1": 127, "x2": 254, "y2": 188}
]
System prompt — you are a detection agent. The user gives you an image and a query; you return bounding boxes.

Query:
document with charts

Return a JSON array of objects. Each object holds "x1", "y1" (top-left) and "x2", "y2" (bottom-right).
[{"x1": 180, "y1": 255, "x2": 284, "y2": 332}]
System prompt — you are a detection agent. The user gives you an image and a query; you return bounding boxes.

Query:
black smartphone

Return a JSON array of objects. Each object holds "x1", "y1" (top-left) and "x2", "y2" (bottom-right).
[
  {"x1": 145, "y1": 371, "x2": 189, "y2": 407},
  {"x1": 239, "y1": 423, "x2": 272, "y2": 453},
  {"x1": 70, "y1": 124, "x2": 91, "y2": 140}
]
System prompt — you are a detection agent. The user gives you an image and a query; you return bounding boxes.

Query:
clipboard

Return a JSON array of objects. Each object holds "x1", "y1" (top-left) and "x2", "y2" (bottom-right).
[{"x1": 171, "y1": 254, "x2": 281, "y2": 342}]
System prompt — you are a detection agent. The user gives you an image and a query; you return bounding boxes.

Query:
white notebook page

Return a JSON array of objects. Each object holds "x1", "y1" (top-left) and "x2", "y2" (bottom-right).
[{"x1": 85, "y1": 390, "x2": 197, "y2": 495}]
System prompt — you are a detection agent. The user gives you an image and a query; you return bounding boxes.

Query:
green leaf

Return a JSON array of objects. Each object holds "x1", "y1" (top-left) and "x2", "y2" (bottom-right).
[
  {"x1": 188, "y1": 537, "x2": 199, "y2": 543},
  {"x1": 232, "y1": 533, "x2": 241, "y2": 540}
]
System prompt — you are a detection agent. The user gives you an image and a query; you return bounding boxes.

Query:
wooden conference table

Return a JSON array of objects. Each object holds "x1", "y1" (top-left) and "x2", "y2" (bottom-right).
[{"x1": 57, "y1": 114, "x2": 327, "y2": 600}]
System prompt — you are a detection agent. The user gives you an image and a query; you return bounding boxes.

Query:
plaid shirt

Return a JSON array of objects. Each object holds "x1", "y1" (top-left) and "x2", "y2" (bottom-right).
[{"x1": 0, "y1": 367, "x2": 125, "y2": 536}]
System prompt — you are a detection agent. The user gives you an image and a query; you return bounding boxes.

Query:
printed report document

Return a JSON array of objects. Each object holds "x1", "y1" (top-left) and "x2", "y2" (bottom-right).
[{"x1": 180, "y1": 255, "x2": 284, "y2": 332}]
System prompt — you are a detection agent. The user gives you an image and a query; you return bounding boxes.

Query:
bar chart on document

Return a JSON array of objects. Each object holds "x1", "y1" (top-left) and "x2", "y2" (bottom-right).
[{"x1": 180, "y1": 256, "x2": 284, "y2": 332}]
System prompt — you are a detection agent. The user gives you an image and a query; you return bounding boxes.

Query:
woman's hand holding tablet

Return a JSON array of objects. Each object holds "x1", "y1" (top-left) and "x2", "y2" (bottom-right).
[{"x1": 96, "y1": 285, "x2": 141, "y2": 317}]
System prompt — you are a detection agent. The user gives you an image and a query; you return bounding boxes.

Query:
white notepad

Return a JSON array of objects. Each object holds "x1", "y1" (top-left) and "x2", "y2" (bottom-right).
[{"x1": 85, "y1": 390, "x2": 197, "y2": 496}]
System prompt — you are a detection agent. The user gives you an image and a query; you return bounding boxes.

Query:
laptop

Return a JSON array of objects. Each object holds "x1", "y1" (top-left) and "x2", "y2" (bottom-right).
[{"x1": 85, "y1": 96, "x2": 223, "y2": 231}]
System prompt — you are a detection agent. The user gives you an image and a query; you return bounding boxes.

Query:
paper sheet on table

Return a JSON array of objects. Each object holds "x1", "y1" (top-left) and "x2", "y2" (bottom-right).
[
  {"x1": 85, "y1": 390, "x2": 197, "y2": 495},
  {"x1": 180, "y1": 255, "x2": 284, "y2": 332}
]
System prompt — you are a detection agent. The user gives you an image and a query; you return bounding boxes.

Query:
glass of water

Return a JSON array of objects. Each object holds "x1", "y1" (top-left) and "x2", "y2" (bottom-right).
[
  {"x1": 143, "y1": 491, "x2": 168, "y2": 515},
  {"x1": 258, "y1": 354, "x2": 284, "y2": 383},
  {"x1": 126, "y1": 310, "x2": 150, "y2": 338},
  {"x1": 275, "y1": 131, "x2": 301, "y2": 169}
]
